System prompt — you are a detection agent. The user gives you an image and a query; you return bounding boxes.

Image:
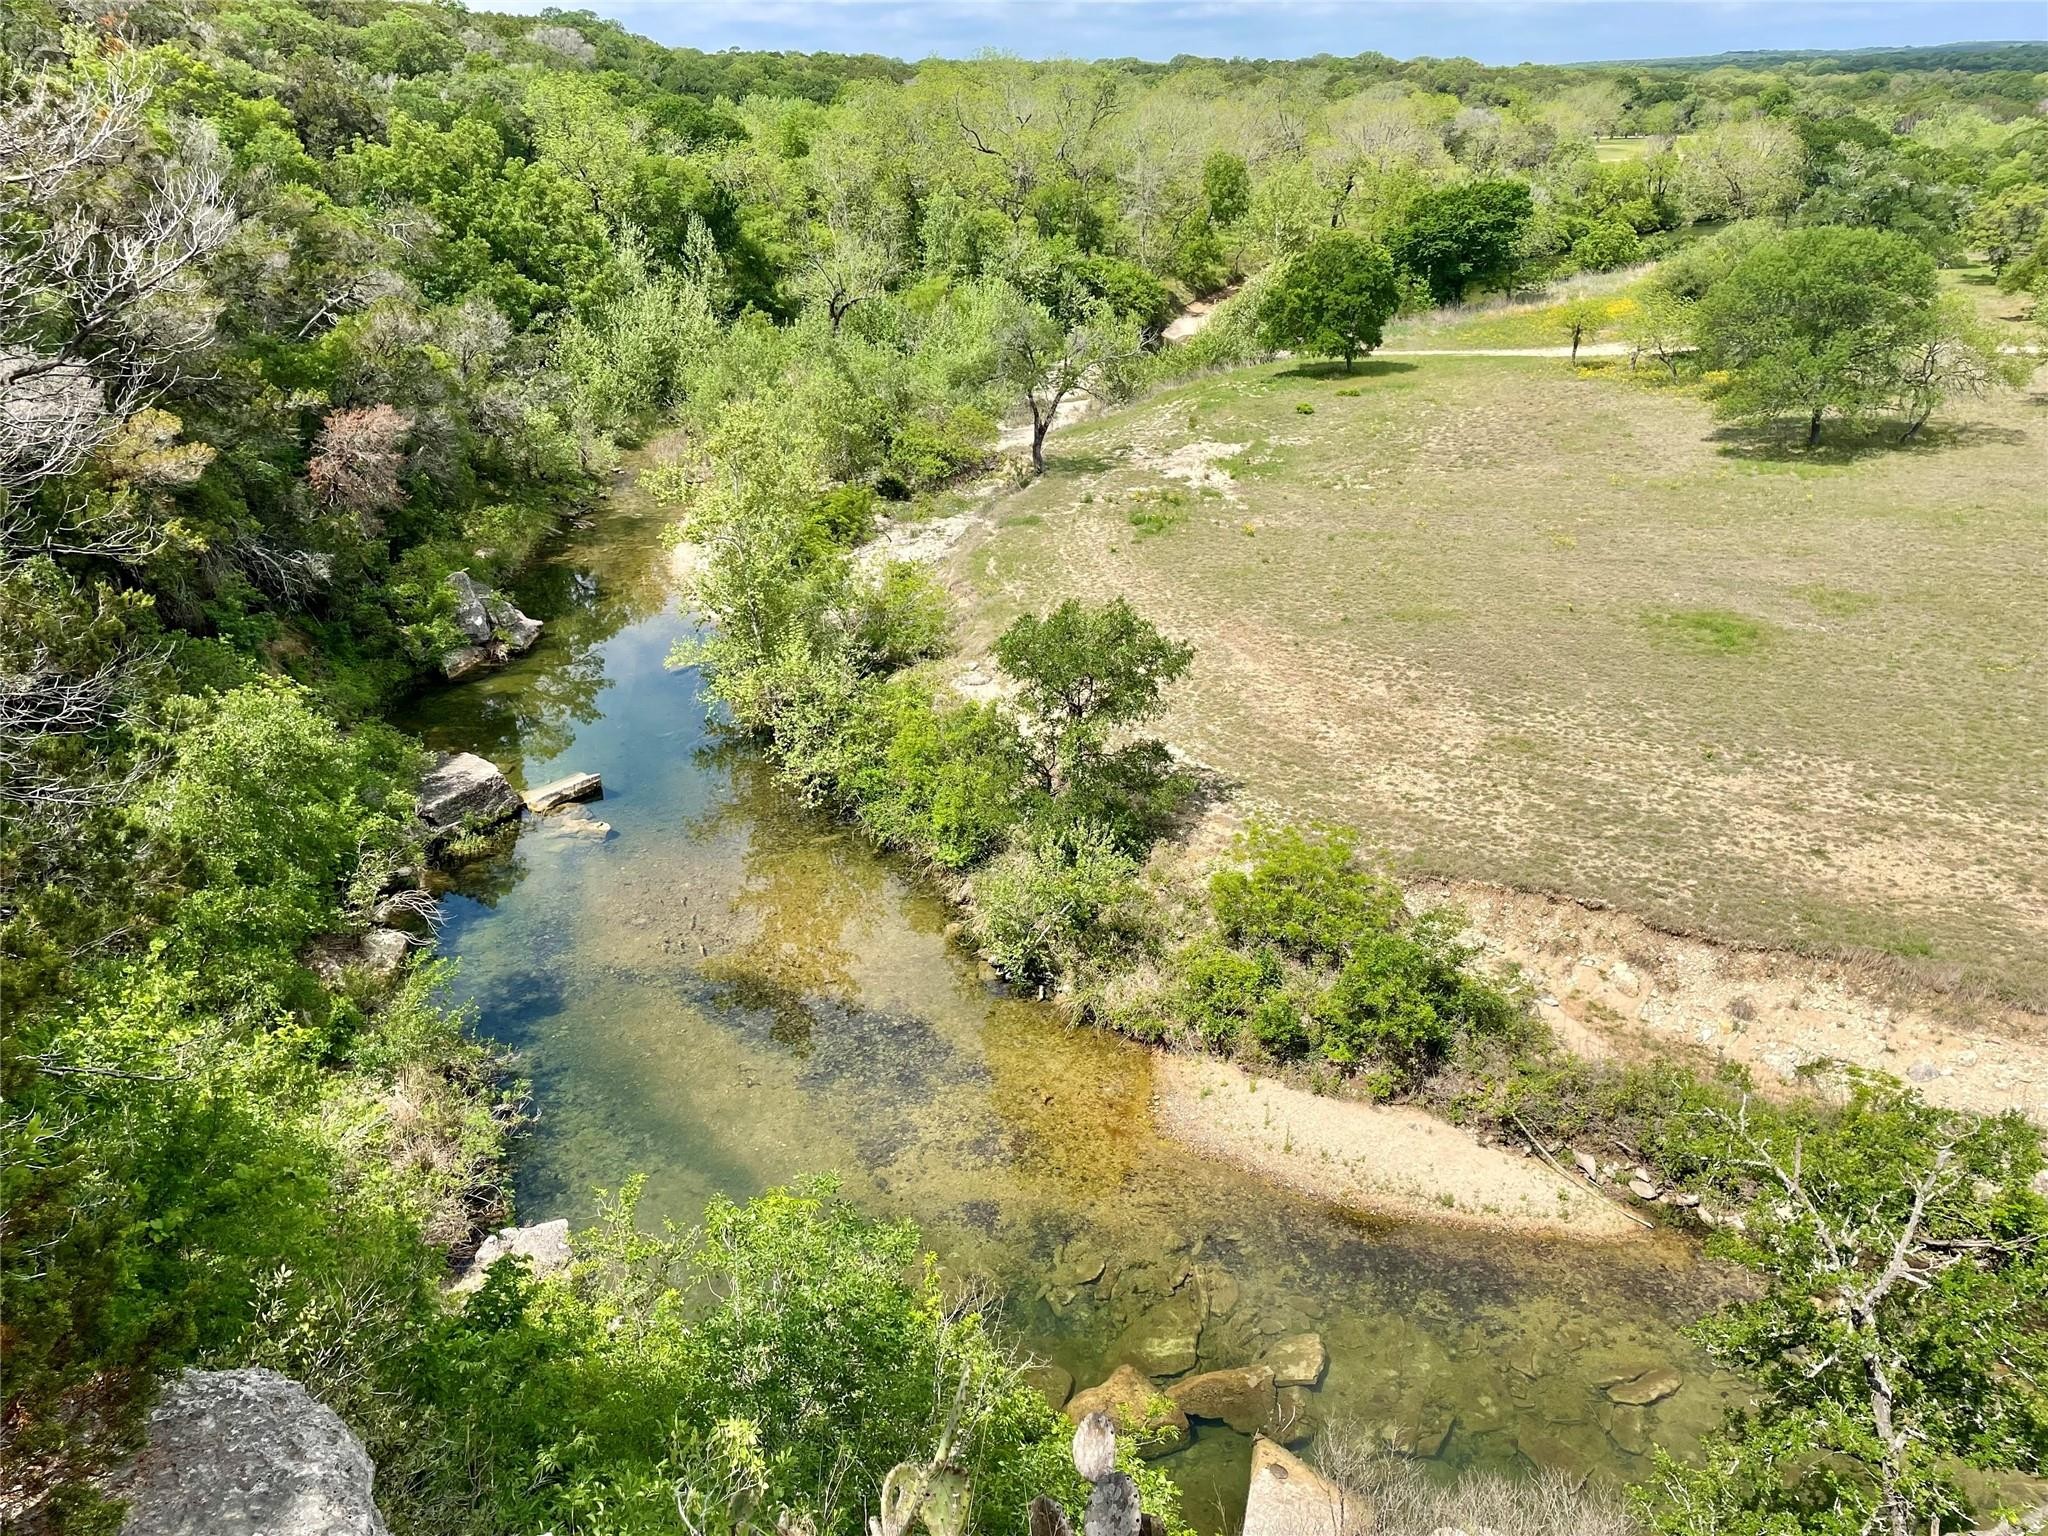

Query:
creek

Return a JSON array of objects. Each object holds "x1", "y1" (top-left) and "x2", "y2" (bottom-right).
[{"x1": 397, "y1": 462, "x2": 1744, "y2": 1530}]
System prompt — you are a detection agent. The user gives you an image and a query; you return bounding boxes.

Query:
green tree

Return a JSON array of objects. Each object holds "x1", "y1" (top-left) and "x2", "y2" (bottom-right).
[
  {"x1": 1890, "y1": 292, "x2": 2030, "y2": 441},
  {"x1": 1967, "y1": 183, "x2": 2048, "y2": 281},
  {"x1": 1557, "y1": 294, "x2": 1605, "y2": 362},
  {"x1": 1388, "y1": 178, "x2": 1534, "y2": 304},
  {"x1": 1570, "y1": 217, "x2": 1644, "y2": 272},
  {"x1": 1694, "y1": 227, "x2": 1937, "y2": 446},
  {"x1": 993, "y1": 296, "x2": 1143, "y2": 474},
  {"x1": 1645, "y1": 1075, "x2": 2048, "y2": 1536},
  {"x1": 992, "y1": 597, "x2": 1192, "y2": 797},
  {"x1": 1256, "y1": 231, "x2": 1400, "y2": 371},
  {"x1": 1201, "y1": 150, "x2": 1252, "y2": 228}
]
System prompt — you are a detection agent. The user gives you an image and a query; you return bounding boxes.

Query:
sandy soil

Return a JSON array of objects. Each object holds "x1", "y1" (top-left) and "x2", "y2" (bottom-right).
[
  {"x1": 1424, "y1": 879, "x2": 2048, "y2": 1126},
  {"x1": 1152, "y1": 1054, "x2": 1648, "y2": 1240}
]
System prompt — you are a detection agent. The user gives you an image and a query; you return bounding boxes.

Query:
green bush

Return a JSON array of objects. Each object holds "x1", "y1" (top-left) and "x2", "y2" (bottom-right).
[
  {"x1": 855, "y1": 682, "x2": 1038, "y2": 869},
  {"x1": 972, "y1": 821, "x2": 1144, "y2": 983},
  {"x1": 1171, "y1": 937, "x2": 1283, "y2": 1047},
  {"x1": 1152, "y1": 824, "x2": 1521, "y2": 1081},
  {"x1": 1208, "y1": 823, "x2": 1402, "y2": 962},
  {"x1": 849, "y1": 561, "x2": 954, "y2": 673}
]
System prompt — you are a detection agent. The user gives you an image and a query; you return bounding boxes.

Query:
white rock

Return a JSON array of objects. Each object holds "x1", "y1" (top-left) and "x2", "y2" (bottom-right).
[
  {"x1": 450, "y1": 1218, "x2": 573, "y2": 1294},
  {"x1": 114, "y1": 1368, "x2": 390, "y2": 1536},
  {"x1": 522, "y1": 771, "x2": 602, "y2": 814},
  {"x1": 446, "y1": 570, "x2": 494, "y2": 644},
  {"x1": 417, "y1": 752, "x2": 521, "y2": 832},
  {"x1": 485, "y1": 593, "x2": 543, "y2": 653},
  {"x1": 1242, "y1": 1436, "x2": 1367, "y2": 1536}
]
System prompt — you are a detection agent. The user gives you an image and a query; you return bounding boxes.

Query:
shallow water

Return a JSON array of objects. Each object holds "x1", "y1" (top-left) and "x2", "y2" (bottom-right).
[{"x1": 398, "y1": 464, "x2": 1744, "y2": 1528}]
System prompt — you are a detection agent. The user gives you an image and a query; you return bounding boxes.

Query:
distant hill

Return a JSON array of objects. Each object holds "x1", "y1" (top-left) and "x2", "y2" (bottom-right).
[{"x1": 1596, "y1": 41, "x2": 2048, "y2": 72}]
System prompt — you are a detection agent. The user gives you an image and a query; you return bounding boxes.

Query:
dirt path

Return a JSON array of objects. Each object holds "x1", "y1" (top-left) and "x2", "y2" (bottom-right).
[
  {"x1": 1153, "y1": 1054, "x2": 1648, "y2": 1239},
  {"x1": 1378, "y1": 343, "x2": 1635, "y2": 358}
]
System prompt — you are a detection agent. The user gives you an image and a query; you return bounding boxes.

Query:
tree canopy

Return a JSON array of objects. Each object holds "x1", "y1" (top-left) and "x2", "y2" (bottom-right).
[
  {"x1": 1694, "y1": 226, "x2": 1939, "y2": 444},
  {"x1": 1258, "y1": 231, "x2": 1402, "y2": 370}
]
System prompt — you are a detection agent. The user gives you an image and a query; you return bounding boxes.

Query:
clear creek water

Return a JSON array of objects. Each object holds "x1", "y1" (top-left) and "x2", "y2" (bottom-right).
[{"x1": 397, "y1": 465, "x2": 1744, "y2": 1529}]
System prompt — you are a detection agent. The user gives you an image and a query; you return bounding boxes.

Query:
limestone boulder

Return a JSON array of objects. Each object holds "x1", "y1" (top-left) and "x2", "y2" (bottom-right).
[
  {"x1": 114, "y1": 1368, "x2": 390, "y2": 1536},
  {"x1": 447, "y1": 570, "x2": 494, "y2": 644},
  {"x1": 1263, "y1": 1332, "x2": 1328, "y2": 1388},
  {"x1": 485, "y1": 593, "x2": 543, "y2": 654},
  {"x1": 1241, "y1": 1436, "x2": 1367, "y2": 1536},
  {"x1": 522, "y1": 771, "x2": 602, "y2": 814},
  {"x1": 1064, "y1": 1365, "x2": 1189, "y2": 1458},
  {"x1": 417, "y1": 752, "x2": 520, "y2": 833},
  {"x1": 306, "y1": 928, "x2": 414, "y2": 987},
  {"x1": 1167, "y1": 1364, "x2": 1275, "y2": 1434},
  {"x1": 440, "y1": 645, "x2": 493, "y2": 681},
  {"x1": 450, "y1": 1218, "x2": 573, "y2": 1294}
]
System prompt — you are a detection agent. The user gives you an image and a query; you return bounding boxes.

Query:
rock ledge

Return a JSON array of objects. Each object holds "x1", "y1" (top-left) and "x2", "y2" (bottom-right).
[{"x1": 114, "y1": 1368, "x2": 389, "y2": 1536}]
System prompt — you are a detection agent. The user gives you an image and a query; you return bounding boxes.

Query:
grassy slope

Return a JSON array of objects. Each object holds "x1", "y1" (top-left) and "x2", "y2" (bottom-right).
[
  {"x1": 954, "y1": 354, "x2": 2048, "y2": 1003},
  {"x1": 1383, "y1": 267, "x2": 1657, "y2": 349}
]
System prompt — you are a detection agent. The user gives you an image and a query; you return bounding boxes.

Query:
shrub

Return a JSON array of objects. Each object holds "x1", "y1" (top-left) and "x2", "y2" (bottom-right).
[
  {"x1": 1171, "y1": 937, "x2": 1283, "y2": 1048},
  {"x1": 1314, "y1": 909, "x2": 1517, "y2": 1075},
  {"x1": 855, "y1": 682, "x2": 1038, "y2": 869},
  {"x1": 849, "y1": 561, "x2": 953, "y2": 673},
  {"x1": 973, "y1": 821, "x2": 1144, "y2": 984},
  {"x1": 1572, "y1": 218, "x2": 1645, "y2": 271},
  {"x1": 1209, "y1": 823, "x2": 1401, "y2": 963}
]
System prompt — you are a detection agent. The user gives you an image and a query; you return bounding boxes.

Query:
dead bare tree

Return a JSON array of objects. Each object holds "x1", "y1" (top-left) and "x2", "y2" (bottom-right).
[{"x1": 1, "y1": 55, "x2": 237, "y2": 495}]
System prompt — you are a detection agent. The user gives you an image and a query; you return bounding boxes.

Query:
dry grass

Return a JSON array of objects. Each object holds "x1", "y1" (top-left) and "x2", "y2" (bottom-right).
[
  {"x1": 1384, "y1": 267, "x2": 1654, "y2": 349},
  {"x1": 1313, "y1": 1420, "x2": 1639, "y2": 1536},
  {"x1": 953, "y1": 354, "x2": 2048, "y2": 1005}
]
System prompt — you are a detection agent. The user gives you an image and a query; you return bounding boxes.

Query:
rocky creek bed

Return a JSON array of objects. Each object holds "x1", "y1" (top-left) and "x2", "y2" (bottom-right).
[{"x1": 392, "y1": 456, "x2": 1750, "y2": 1529}]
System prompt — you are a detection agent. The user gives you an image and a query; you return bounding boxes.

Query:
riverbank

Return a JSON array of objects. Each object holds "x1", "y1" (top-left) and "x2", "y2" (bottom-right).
[
  {"x1": 404, "y1": 455, "x2": 1748, "y2": 1503},
  {"x1": 1153, "y1": 1054, "x2": 1646, "y2": 1239}
]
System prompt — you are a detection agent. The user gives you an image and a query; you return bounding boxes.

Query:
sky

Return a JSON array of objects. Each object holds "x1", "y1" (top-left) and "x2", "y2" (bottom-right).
[{"x1": 485, "y1": 1, "x2": 2048, "y2": 66}]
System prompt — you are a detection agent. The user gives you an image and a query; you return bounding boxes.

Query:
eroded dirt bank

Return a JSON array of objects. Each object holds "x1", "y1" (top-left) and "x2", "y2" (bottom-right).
[{"x1": 1426, "y1": 878, "x2": 2048, "y2": 1126}]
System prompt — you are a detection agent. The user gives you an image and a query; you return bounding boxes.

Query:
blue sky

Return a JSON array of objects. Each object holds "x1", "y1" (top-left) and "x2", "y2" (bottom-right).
[{"x1": 486, "y1": 1, "x2": 2048, "y2": 65}]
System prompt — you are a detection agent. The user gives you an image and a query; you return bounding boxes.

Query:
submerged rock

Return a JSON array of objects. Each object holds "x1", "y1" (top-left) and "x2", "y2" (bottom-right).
[
  {"x1": 1605, "y1": 1365, "x2": 1683, "y2": 1406},
  {"x1": 1050, "y1": 1242, "x2": 1107, "y2": 1288},
  {"x1": 1114, "y1": 1294, "x2": 1203, "y2": 1377},
  {"x1": 540, "y1": 809, "x2": 612, "y2": 841},
  {"x1": 417, "y1": 752, "x2": 521, "y2": 833},
  {"x1": 1263, "y1": 1331, "x2": 1328, "y2": 1388},
  {"x1": 113, "y1": 1368, "x2": 390, "y2": 1536},
  {"x1": 1196, "y1": 1265, "x2": 1240, "y2": 1319},
  {"x1": 1242, "y1": 1435, "x2": 1366, "y2": 1536},
  {"x1": 450, "y1": 1218, "x2": 573, "y2": 1294},
  {"x1": 1270, "y1": 1385, "x2": 1318, "y2": 1446},
  {"x1": 1167, "y1": 1364, "x2": 1275, "y2": 1434},
  {"x1": 1514, "y1": 1424, "x2": 1597, "y2": 1485},
  {"x1": 1064, "y1": 1365, "x2": 1190, "y2": 1458}
]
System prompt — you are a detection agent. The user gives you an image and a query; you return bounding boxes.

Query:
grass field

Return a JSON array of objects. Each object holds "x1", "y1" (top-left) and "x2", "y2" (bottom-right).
[
  {"x1": 952, "y1": 354, "x2": 2048, "y2": 1004},
  {"x1": 1384, "y1": 267, "x2": 1655, "y2": 349}
]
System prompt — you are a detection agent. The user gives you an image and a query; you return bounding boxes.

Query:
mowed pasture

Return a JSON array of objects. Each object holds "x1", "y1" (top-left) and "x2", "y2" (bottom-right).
[{"x1": 952, "y1": 355, "x2": 2048, "y2": 1003}]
